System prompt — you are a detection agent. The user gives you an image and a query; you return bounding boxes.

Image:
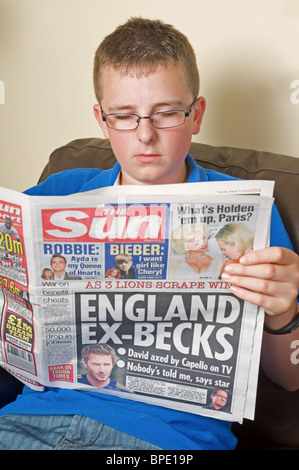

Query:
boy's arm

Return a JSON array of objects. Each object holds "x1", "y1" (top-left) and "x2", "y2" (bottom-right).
[{"x1": 221, "y1": 247, "x2": 299, "y2": 391}]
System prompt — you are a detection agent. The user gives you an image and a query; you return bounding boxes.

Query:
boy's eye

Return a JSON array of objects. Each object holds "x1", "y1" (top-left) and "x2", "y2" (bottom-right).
[
  {"x1": 158, "y1": 111, "x2": 179, "y2": 118},
  {"x1": 114, "y1": 114, "x2": 133, "y2": 120}
]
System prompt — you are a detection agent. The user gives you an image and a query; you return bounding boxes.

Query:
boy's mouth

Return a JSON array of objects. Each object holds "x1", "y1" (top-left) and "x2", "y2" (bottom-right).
[{"x1": 135, "y1": 154, "x2": 161, "y2": 163}]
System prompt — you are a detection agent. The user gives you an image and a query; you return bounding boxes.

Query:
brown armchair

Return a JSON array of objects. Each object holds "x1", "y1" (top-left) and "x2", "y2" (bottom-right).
[{"x1": 1, "y1": 137, "x2": 298, "y2": 449}]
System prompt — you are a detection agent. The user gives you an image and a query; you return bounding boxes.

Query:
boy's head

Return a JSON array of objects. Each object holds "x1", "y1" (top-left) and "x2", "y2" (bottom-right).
[
  {"x1": 114, "y1": 254, "x2": 133, "y2": 272},
  {"x1": 216, "y1": 222, "x2": 254, "y2": 260},
  {"x1": 93, "y1": 17, "x2": 199, "y2": 103},
  {"x1": 93, "y1": 17, "x2": 206, "y2": 186}
]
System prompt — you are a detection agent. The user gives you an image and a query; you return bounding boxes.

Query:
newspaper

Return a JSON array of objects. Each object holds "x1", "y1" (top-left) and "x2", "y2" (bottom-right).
[{"x1": 0, "y1": 180, "x2": 275, "y2": 423}]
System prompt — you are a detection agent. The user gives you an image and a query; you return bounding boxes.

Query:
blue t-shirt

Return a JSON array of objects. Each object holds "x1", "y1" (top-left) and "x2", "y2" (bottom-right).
[{"x1": 0, "y1": 154, "x2": 293, "y2": 450}]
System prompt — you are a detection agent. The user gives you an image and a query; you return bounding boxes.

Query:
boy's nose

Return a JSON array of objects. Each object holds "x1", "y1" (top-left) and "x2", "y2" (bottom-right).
[{"x1": 136, "y1": 117, "x2": 157, "y2": 143}]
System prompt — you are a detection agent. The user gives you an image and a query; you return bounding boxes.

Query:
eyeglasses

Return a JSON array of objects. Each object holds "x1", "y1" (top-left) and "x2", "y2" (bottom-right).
[{"x1": 100, "y1": 98, "x2": 197, "y2": 131}]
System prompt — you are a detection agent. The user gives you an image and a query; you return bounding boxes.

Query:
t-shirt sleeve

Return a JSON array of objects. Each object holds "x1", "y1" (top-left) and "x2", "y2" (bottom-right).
[
  {"x1": 269, "y1": 204, "x2": 293, "y2": 250},
  {"x1": 24, "y1": 168, "x2": 101, "y2": 196}
]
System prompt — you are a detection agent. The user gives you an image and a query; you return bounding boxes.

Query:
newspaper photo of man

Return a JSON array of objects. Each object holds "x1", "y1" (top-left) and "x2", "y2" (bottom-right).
[
  {"x1": 78, "y1": 343, "x2": 133, "y2": 393},
  {"x1": 0, "y1": 217, "x2": 21, "y2": 261},
  {"x1": 50, "y1": 253, "x2": 82, "y2": 280},
  {"x1": 205, "y1": 388, "x2": 229, "y2": 412}
]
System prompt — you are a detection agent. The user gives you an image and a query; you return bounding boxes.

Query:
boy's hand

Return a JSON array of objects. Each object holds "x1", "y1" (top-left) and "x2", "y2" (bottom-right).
[{"x1": 221, "y1": 247, "x2": 299, "y2": 327}]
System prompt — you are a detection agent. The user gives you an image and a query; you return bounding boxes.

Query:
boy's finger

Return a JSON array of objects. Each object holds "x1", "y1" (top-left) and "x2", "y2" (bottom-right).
[
  {"x1": 228, "y1": 285, "x2": 291, "y2": 315},
  {"x1": 224, "y1": 262, "x2": 273, "y2": 277},
  {"x1": 222, "y1": 261, "x2": 295, "y2": 282},
  {"x1": 239, "y1": 247, "x2": 297, "y2": 266},
  {"x1": 221, "y1": 272, "x2": 280, "y2": 294}
]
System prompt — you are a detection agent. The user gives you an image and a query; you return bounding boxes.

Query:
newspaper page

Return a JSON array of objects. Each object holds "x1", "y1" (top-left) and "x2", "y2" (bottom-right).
[{"x1": 0, "y1": 180, "x2": 274, "y2": 422}]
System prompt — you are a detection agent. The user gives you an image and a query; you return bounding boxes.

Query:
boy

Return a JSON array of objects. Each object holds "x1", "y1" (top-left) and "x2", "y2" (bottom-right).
[
  {"x1": 114, "y1": 254, "x2": 136, "y2": 279},
  {"x1": 0, "y1": 17, "x2": 298, "y2": 450}
]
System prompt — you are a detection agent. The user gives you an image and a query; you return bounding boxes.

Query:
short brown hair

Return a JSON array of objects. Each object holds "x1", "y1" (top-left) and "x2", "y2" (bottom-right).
[
  {"x1": 93, "y1": 17, "x2": 200, "y2": 103},
  {"x1": 81, "y1": 343, "x2": 118, "y2": 365}
]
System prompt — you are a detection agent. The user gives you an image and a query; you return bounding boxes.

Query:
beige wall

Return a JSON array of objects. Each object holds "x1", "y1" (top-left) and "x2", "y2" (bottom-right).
[{"x1": 1, "y1": 0, "x2": 299, "y2": 192}]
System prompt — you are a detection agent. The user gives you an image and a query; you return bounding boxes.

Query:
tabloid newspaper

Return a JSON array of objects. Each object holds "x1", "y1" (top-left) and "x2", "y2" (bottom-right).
[{"x1": 0, "y1": 180, "x2": 275, "y2": 423}]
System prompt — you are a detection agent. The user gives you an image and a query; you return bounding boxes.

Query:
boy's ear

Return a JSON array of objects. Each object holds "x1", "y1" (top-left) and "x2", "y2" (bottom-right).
[
  {"x1": 93, "y1": 104, "x2": 110, "y2": 139},
  {"x1": 192, "y1": 97, "x2": 206, "y2": 135}
]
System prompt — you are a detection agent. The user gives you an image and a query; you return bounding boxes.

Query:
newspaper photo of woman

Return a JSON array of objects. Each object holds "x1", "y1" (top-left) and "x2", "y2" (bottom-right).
[
  {"x1": 216, "y1": 222, "x2": 254, "y2": 272},
  {"x1": 105, "y1": 267, "x2": 121, "y2": 279},
  {"x1": 168, "y1": 223, "x2": 224, "y2": 279},
  {"x1": 41, "y1": 268, "x2": 54, "y2": 280}
]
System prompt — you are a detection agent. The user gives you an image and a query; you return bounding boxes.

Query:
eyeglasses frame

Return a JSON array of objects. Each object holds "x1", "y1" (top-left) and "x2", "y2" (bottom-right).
[{"x1": 100, "y1": 98, "x2": 198, "y2": 131}]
